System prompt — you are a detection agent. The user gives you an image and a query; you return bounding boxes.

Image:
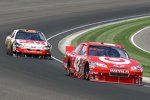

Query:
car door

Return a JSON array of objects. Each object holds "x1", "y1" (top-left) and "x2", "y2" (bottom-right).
[
  {"x1": 73, "y1": 44, "x2": 87, "y2": 73},
  {"x1": 70, "y1": 44, "x2": 83, "y2": 72}
]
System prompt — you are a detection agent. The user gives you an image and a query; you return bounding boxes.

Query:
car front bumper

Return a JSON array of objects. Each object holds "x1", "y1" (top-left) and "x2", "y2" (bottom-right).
[
  {"x1": 89, "y1": 68, "x2": 142, "y2": 85},
  {"x1": 14, "y1": 47, "x2": 51, "y2": 55}
]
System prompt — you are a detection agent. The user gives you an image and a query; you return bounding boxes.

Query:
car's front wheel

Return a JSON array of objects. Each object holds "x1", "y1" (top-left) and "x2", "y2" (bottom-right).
[{"x1": 84, "y1": 63, "x2": 89, "y2": 80}]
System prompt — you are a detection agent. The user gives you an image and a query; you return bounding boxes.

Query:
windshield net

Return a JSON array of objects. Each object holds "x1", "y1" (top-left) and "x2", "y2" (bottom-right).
[{"x1": 88, "y1": 45, "x2": 129, "y2": 58}]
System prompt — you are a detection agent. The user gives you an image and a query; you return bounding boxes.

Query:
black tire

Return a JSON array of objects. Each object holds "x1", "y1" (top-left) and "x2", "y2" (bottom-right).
[
  {"x1": 44, "y1": 55, "x2": 52, "y2": 60},
  {"x1": 9, "y1": 45, "x2": 13, "y2": 56},
  {"x1": 48, "y1": 55, "x2": 52, "y2": 60},
  {"x1": 66, "y1": 59, "x2": 72, "y2": 76},
  {"x1": 84, "y1": 63, "x2": 89, "y2": 80}
]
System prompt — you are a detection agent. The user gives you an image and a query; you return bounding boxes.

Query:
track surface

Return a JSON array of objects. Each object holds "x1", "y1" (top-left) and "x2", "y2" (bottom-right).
[
  {"x1": 133, "y1": 27, "x2": 150, "y2": 53},
  {"x1": 0, "y1": 0, "x2": 150, "y2": 100}
]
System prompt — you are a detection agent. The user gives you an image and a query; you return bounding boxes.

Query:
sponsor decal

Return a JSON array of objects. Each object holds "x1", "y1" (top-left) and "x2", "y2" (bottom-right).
[
  {"x1": 31, "y1": 46, "x2": 36, "y2": 48},
  {"x1": 99, "y1": 57, "x2": 130, "y2": 65},
  {"x1": 110, "y1": 69, "x2": 129, "y2": 74},
  {"x1": 113, "y1": 64, "x2": 125, "y2": 68},
  {"x1": 19, "y1": 40, "x2": 45, "y2": 45}
]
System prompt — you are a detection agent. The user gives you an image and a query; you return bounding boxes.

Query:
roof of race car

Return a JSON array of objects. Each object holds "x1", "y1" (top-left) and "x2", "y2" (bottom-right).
[
  {"x1": 82, "y1": 42, "x2": 124, "y2": 49},
  {"x1": 16, "y1": 29, "x2": 40, "y2": 33}
]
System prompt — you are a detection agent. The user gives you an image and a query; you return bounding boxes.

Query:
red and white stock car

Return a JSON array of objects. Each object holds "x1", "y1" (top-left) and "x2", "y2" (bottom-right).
[
  {"x1": 5, "y1": 29, "x2": 52, "y2": 59},
  {"x1": 64, "y1": 42, "x2": 143, "y2": 85}
]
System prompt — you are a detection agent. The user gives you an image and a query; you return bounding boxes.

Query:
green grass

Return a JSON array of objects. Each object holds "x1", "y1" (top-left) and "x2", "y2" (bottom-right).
[{"x1": 71, "y1": 17, "x2": 150, "y2": 77}]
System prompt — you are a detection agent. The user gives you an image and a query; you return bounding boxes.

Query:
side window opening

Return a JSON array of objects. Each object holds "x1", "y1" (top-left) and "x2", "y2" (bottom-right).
[
  {"x1": 11, "y1": 32, "x2": 15, "y2": 38},
  {"x1": 78, "y1": 45, "x2": 86, "y2": 55},
  {"x1": 74, "y1": 44, "x2": 82, "y2": 54}
]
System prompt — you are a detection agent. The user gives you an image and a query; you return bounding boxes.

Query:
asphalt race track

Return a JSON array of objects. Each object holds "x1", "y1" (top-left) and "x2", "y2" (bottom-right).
[
  {"x1": 132, "y1": 27, "x2": 150, "y2": 53},
  {"x1": 0, "y1": 0, "x2": 150, "y2": 100}
]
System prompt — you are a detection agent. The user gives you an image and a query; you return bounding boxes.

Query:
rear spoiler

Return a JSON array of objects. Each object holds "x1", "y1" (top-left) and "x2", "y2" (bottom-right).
[{"x1": 66, "y1": 46, "x2": 75, "y2": 53}]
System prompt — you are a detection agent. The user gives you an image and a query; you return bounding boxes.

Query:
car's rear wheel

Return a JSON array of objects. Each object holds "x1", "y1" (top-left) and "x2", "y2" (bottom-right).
[
  {"x1": 84, "y1": 63, "x2": 89, "y2": 80},
  {"x1": 66, "y1": 59, "x2": 72, "y2": 76}
]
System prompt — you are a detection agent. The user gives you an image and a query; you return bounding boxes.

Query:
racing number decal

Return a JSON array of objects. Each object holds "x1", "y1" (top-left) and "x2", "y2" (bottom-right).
[
  {"x1": 99, "y1": 57, "x2": 130, "y2": 65},
  {"x1": 74, "y1": 57, "x2": 81, "y2": 72}
]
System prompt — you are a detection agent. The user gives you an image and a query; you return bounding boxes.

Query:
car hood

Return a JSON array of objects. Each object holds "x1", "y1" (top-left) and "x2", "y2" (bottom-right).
[
  {"x1": 16, "y1": 39, "x2": 47, "y2": 46},
  {"x1": 88, "y1": 56, "x2": 140, "y2": 68}
]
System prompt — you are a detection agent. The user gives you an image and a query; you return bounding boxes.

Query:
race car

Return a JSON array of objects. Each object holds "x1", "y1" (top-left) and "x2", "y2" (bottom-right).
[
  {"x1": 63, "y1": 42, "x2": 143, "y2": 85},
  {"x1": 5, "y1": 29, "x2": 52, "y2": 59}
]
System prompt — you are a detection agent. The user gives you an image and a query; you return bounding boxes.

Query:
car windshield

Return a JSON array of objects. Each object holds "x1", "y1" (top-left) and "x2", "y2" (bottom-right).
[
  {"x1": 15, "y1": 32, "x2": 45, "y2": 41},
  {"x1": 88, "y1": 45, "x2": 129, "y2": 58}
]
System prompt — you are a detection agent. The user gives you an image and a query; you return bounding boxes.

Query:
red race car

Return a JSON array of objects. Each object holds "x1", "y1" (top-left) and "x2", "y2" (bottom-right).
[
  {"x1": 5, "y1": 29, "x2": 52, "y2": 59},
  {"x1": 63, "y1": 42, "x2": 143, "y2": 85}
]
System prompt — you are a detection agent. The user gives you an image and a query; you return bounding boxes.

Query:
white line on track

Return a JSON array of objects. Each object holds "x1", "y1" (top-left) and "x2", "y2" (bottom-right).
[
  {"x1": 131, "y1": 26, "x2": 150, "y2": 53},
  {"x1": 47, "y1": 13, "x2": 150, "y2": 87},
  {"x1": 52, "y1": 56, "x2": 63, "y2": 63},
  {"x1": 143, "y1": 85, "x2": 150, "y2": 88}
]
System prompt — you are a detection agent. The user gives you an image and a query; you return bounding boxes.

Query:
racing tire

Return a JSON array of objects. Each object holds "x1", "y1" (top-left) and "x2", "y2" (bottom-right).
[
  {"x1": 84, "y1": 63, "x2": 89, "y2": 80},
  {"x1": 66, "y1": 59, "x2": 72, "y2": 76},
  {"x1": 9, "y1": 45, "x2": 13, "y2": 56}
]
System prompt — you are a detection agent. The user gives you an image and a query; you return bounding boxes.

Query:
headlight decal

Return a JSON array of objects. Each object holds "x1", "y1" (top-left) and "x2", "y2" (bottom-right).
[
  {"x1": 14, "y1": 43, "x2": 24, "y2": 48},
  {"x1": 43, "y1": 45, "x2": 50, "y2": 50},
  {"x1": 131, "y1": 65, "x2": 143, "y2": 72}
]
